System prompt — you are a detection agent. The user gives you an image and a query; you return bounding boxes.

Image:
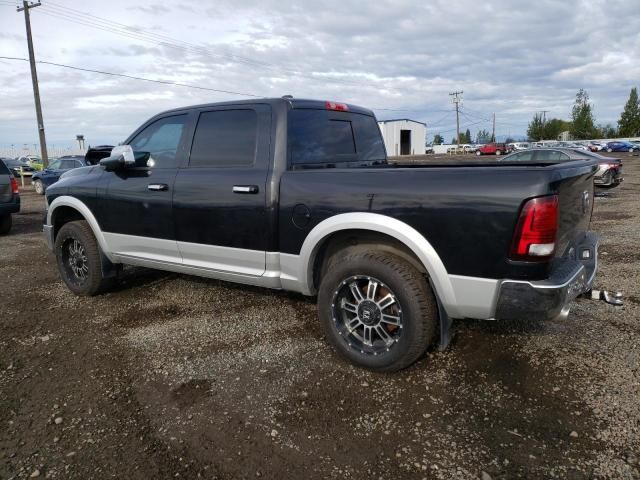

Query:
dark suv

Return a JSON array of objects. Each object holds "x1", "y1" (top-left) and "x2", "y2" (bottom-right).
[{"x1": 0, "y1": 159, "x2": 21, "y2": 234}]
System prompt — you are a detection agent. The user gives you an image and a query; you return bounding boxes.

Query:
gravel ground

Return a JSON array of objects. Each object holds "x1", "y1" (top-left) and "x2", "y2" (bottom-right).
[{"x1": 1, "y1": 154, "x2": 638, "y2": 479}]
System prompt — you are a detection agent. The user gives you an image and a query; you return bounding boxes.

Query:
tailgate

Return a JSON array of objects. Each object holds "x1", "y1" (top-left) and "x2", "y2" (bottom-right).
[{"x1": 553, "y1": 161, "x2": 598, "y2": 259}]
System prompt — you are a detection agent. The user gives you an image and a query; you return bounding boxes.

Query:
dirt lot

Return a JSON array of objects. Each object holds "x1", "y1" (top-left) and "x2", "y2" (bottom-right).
[{"x1": 1, "y1": 155, "x2": 639, "y2": 479}]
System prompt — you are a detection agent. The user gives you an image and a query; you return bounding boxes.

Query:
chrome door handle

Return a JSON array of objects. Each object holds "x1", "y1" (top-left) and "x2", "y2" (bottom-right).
[
  {"x1": 148, "y1": 183, "x2": 169, "y2": 191},
  {"x1": 233, "y1": 185, "x2": 259, "y2": 194}
]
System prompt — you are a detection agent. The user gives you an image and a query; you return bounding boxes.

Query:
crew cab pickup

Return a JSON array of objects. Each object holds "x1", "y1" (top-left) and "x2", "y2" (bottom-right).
[
  {"x1": 43, "y1": 98, "x2": 600, "y2": 371},
  {"x1": 476, "y1": 142, "x2": 510, "y2": 156}
]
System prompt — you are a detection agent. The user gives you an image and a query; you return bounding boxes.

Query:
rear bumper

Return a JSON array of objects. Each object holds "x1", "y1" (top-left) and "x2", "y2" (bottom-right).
[
  {"x1": 494, "y1": 232, "x2": 598, "y2": 321},
  {"x1": 0, "y1": 196, "x2": 20, "y2": 215}
]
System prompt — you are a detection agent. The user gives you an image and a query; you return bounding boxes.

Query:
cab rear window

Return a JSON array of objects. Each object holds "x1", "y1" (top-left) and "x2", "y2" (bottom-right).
[{"x1": 288, "y1": 109, "x2": 386, "y2": 167}]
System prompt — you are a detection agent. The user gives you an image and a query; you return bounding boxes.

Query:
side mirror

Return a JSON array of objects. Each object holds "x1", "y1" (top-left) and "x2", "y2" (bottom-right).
[
  {"x1": 110, "y1": 145, "x2": 135, "y2": 165},
  {"x1": 99, "y1": 154, "x2": 125, "y2": 171}
]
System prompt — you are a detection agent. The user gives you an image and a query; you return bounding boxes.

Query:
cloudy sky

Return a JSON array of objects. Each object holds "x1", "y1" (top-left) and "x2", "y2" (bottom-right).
[{"x1": 0, "y1": 0, "x2": 638, "y2": 148}]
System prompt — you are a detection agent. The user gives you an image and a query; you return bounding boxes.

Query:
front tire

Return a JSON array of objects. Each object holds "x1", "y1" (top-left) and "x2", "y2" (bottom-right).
[
  {"x1": 607, "y1": 148, "x2": 613, "y2": 153},
  {"x1": 54, "y1": 220, "x2": 113, "y2": 296},
  {"x1": 318, "y1": 251, "x2": 438, "y2": 372},
  {"x1": 475, "y1": 150, "x2": 481, "y2": 156},
  {"x1": 495, "y1": 150, "x2": 502, "y2": 156},
  {"x1": 33, "y1": 179, "x2": 45, "y2": 195},
  {"x1": 0, "y1": 214, "x2": 12, "y2": 235}
]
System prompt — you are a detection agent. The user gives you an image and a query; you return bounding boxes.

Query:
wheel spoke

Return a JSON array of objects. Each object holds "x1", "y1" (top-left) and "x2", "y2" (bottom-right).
[
  {"x1": 363, "y1": 325, "x2": 373, "y2": 346},
  {"x1": 349, "y1": 282, "x2": 364, "y2": 303},
  {"x1": 377, "y1": 293, "x2": 396, "y2": 311},
  {"x1": 345, "y1": 316, "x2": 362, "y2": 334},
  {"x1": 342, "y1": 301, "x2": 358, "y2": 314},
  {"x1": 375, "y1": 325, "x2": 394, "y2": 346},
  {"x1": 366, "y1": 280, "x2": 378, "y2": 300},
  {"x1": 381, "y1": 314, "x2": 401, "y2": 326}
]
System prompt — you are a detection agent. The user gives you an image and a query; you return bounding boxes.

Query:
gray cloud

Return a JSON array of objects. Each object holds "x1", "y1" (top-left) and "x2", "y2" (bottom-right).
[{"x1": 0, "y1": 0, "x2": 638, "y2": 147}]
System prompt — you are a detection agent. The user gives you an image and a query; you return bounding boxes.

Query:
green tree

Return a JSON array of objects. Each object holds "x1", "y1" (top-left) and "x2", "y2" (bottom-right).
[
  {"x1": 433, "y1": 134, "x2": 444, "y2": 145},
  {"x1": 464, "y1": 128, "x2": 472, "y2": 143},
  {"x1": 597, "y1": 123, "x2": 617, "y2": 139},
  {"x1": 544, "y1": 118, "x2": 572, "y2": 140},
  {"x1": 451, "y1": 137, "x2": 457, "y2": 145},
  {"x1": 618, "y1": 87, "x2": 640, "y2": 137},
  {"x1": 527, "y1": 113, "x2": 545, "y2": 141},
  {"x1": 570, "y1": 89, "x2": 596, "y2": 139},
  {"x1": 476, "y1": 129, "x2": 491, "y2": 143}
]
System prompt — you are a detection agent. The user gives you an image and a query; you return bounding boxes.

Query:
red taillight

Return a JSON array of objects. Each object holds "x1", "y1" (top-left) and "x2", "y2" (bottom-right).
[
  {"x1": 10, "y1": 177, "x2": 19, "y2": 195},
  {"x1": 325, "y1": 101, "x2": 349, "y2": 111},
  {"x1": 510, "y1": 195, "x2": 558, "y2": 261}
]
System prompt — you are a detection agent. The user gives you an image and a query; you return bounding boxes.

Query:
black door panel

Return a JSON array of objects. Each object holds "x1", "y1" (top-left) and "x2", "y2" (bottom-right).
[{"x1": 173, "y1": 104, "x2": 272, "y2": 264}]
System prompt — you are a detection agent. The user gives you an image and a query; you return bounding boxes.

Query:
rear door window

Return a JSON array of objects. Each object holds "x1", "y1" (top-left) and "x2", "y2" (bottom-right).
[
  {"x1": 189, "y1": 109, "x2": 257, "y2": 167},
  {"x1": 288, "y1": 109, "x2": 386, "y2": 166}
]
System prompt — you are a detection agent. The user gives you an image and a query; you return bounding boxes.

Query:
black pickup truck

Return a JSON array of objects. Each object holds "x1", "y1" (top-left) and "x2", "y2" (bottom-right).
[{"x1": 43, "y1": 98, "x2": 599, "y2": 371}]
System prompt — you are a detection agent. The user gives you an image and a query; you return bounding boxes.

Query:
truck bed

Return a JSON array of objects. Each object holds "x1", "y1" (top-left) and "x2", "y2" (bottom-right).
[{"x1": 279, "y1": 159, "x2": 598, "y2": 281}]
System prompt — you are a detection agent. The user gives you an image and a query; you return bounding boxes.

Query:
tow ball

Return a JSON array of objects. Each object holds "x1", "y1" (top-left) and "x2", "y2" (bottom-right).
[{"x1": 587, "y1": 289, "x2": 624, "y2": 306}]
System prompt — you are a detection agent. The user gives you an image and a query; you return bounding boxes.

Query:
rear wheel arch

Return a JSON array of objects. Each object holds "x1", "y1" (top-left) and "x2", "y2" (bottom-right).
[{"x1": 299, "y1": 213, "x2": 458, "y2": 318}]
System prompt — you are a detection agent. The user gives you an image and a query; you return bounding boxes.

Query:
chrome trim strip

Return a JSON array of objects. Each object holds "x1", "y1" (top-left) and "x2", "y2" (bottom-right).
[
  {"x1": 178, "y1": 240, "x2": 266, "y2": 276},
  {"x1": 104, "y1": 232, "x2": 181, "y2": 264}
]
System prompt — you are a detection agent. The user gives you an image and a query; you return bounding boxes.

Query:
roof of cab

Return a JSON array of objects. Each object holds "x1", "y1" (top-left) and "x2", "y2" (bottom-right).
[{"x1": 159, "y1": 97, "x2": 375, "y2": 117}]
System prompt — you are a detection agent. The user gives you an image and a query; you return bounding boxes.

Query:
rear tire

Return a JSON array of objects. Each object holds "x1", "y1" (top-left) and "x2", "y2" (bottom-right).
[
  {"x1": 54, "y1": 220, "x2": 113, "y2": 296},
  {"x1": 33, "y1": 179, "x2": 45, "y2": 195},
  {"x1": 629, "y1": 148, "x2": 634, "y2": 153},
  {"x1": 318, "y1": 250, "x2": 438, "y2": 372},
  {"x1": 0, "y1": 214, "x2": 12, "y2": 235},
  {"x1": 475, "y1": 150, "x2": 481, "y2": 156},
  {"x1": 495, "y1": 150, "x2": 502, "y2": 156},
  {"x1": 607, "y1": 148, "x2": 613, "y2": 153}
]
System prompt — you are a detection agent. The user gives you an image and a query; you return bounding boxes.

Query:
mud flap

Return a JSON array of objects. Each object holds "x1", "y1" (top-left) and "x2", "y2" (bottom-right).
[
  {"x1": 429, "y1": 278, "x2": 454, "y2": 351},
  {"x1": 100, "y1": 248, "x2": 121, "y2": 279}
]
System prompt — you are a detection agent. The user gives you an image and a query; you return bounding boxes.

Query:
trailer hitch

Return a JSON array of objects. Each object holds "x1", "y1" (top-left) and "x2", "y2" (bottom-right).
[{"x1": 589, "y1": 289, "x2": 624, "y2": 306}]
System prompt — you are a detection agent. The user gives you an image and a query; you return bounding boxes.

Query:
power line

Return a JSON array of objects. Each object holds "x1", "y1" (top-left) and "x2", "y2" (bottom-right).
[
  {"x1": 0, "y1": 56, "x2": 263, "y2": 97},
  {"x1": 37, "y1": 2, "x2": 411, "y2": 94},
  {"x1": 0, "y1": 56, "x2": 448, "y2": 117}
]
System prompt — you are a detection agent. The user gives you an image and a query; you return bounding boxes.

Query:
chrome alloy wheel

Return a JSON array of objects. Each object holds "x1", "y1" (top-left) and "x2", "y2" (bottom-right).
[
  {"x1": 63, "y1": 239, "x2": 89, "y2": 281},
  {"x1": 331, "y1": 275, "x2": 403, "y2": 356}
]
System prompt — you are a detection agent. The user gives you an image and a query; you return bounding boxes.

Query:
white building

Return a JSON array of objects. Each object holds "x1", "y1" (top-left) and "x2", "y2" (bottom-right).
[{"x1": 378, "y1": 119, "x2": 426, "y2": 156}]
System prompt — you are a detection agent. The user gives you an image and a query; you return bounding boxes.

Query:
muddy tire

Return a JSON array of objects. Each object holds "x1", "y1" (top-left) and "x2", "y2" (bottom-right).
[
  {"x1": 54, "y1": 220, "x2": 113, "y2": 296},
  {"x1": 34, "y1": 180, "x2": 45, "y2": 195},
  {"x1": 0, "y1": 214, "x2": 12, "y2": 235},
  {"x1": 318, "y1": 251, "x2": 438, "y2": 372}
]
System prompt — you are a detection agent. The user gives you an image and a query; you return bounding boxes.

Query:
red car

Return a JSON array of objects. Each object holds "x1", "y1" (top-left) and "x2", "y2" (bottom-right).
[{"x1": 476, "y1": 143, "x2": 511, "y2": 156}]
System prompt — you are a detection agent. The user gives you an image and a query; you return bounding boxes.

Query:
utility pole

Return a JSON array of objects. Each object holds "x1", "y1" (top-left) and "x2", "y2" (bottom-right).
[
  {"x1": 492, "y1": 113, "x2": 496, "y2": 142},
  {"x1": 17, "y1": 1, "x2": 48, "y2": 168},
  {"x1": 541, "y1": 110, "x2": 549, "y2": 125},
  {"x1": 449, "y1": 91, "x2": 463, "y2": 147}
]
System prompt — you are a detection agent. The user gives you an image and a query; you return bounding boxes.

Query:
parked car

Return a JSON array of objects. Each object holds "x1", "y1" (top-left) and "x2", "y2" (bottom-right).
[
  {"x1": 32, "y1": 156, "x2": 88, "y2": 195},
  {"x1": 604, "y1": 141, "x2": 640, "y2": 153},
  {"x1": 463, "y1": 144, "x2": 478, "y2": 153},
  {"x1": 0, "y1": 158, "x2": 20, "y2": 234},
  {"x1": 476, "y1": 142, "x2": 510, "y2": 156},
  {"x1": 16, "y1": 155, "x2": 44, "y2": 171},
  {"x1": 507, "y1": 142, "x2": 530, "y2": 151},
  {"x1": 43, "y1": 98, "x2": 600, "y2": 371},
  {"x1": 1, "y1": 158, "x2": 35, "y2": 177},
  {"x1": 588, "y1": 141, "x2": 607, "y2": 152},
  {"x1": 499, "y1": 148, "x2": 623, "y2": 188}
]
